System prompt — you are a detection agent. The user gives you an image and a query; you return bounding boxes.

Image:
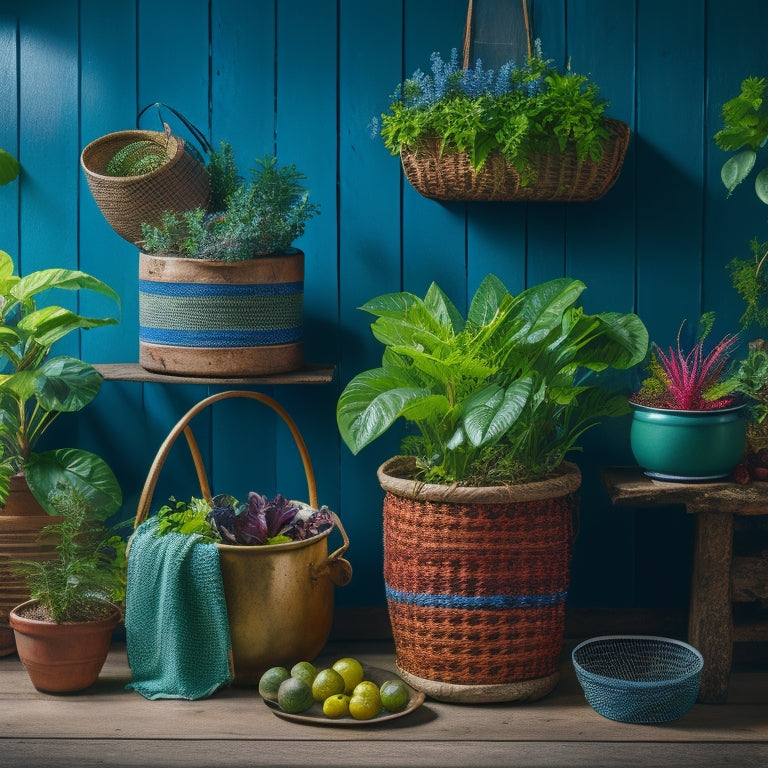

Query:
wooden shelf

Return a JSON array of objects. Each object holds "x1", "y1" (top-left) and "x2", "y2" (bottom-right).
[{"x1": 92, "y1": 362, "x2": 335, "y2": 386}]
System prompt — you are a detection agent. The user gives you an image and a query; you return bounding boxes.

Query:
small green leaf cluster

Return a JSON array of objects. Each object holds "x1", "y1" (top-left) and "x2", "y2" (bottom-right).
[
  {"x1": 728, "y1": 237, "x2": 768, "y2": 330},
  {"x1": 156, "y1": 495, "x2": 218, "y2": 543},
  {"x1": 379, "y1": 48, "x2": 610, "y2": 178},
  {"x1": 715, "y1": 76, "x2": 768, "y2": 204},
  {"x1": 141, "y1": 153, "x2": 319, "y2": 261},
  {"x1": 337, "y1": 275, "x2": 648, "y2": 485},
  {"x1": 13, "y1": 484, "x2": 128, "y2": 623}
]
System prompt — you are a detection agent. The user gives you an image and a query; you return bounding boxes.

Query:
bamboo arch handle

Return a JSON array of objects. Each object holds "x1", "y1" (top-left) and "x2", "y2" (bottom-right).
[{"x1": 133, "y1": 391, "x2": 350, "y2": 573}]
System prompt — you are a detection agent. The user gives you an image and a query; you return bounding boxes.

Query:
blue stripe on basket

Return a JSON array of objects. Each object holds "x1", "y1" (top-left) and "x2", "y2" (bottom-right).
[
  {"x1": 138, "y1": 280, "x2": 303, "y2": 298},
  {"x1": 385, "y1": 585, "x2": 568, "y2": 610},
  {"x1": 139, "y1": 327, "x2": 302, "y2": 347}
]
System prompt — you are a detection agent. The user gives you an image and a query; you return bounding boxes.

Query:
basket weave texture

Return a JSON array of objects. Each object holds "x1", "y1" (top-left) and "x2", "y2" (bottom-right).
[
  {"x1": 400, "y1": 117, "x2": 630, "y2": 202},
  {"x1": 382, "y1": 460, "x2": 578, "y2": 686},
  {"x1": 572, "y1": 635, "x2": 703, "y2": 723},
  {"x1": 81, "y1": 129, "x2": 211, "y2": 246}
]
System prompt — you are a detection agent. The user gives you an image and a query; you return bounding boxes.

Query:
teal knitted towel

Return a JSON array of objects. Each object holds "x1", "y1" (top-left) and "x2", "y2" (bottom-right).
[{"x1": 125, "y1": 518, "x2": 232, "y2": 700}]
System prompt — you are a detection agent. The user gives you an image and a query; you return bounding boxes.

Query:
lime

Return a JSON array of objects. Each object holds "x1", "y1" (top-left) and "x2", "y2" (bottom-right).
[
  {"x1": 311, "y1": 668, "x2": 346, "y2": 702},
  {"x1": 349, "y1": 687, "x2": 382, "y2": 720},
  {"x1": 379, "y1": 679, "x2": 409, "y2": 712},
  {"x1": 352, "y1": 680, "x2": 380, "y2": 698},
  {"x1": 332, "y1": 657, "x2": 364, "y2": 695},
  {"x1": 277, "y1": 676, "x2": 315, "y2": 714},
  {"x1": 322, "y1": 693, "x2": 350, "y2": 718},
  {"x1": 258, "y1": 666, "x2": 290, "y2": 702},
  {"x1": 290, "y1": 660, "x2": 317, "y2": 687}
]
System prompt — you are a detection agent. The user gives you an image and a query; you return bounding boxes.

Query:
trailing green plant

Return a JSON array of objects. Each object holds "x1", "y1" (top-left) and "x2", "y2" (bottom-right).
[
  {"x1": 631, "y1": 313, "x2": 741, "y2": 411},
  {"x1": 714, "y1": 76, "x2": 768, "y2": 204},
  {"x1": 0, "y1": 249, "x2": 122, "y2": 513},
  {"x1": 13, "y1": 483, "x2": 128, "y2": 623},
  {"x1": 336, "y1": 275, "x2": 649, "y2": 486},
  {"x1": 378, "y1": 45, "x2": 611, "y2": 181},
  {"x1": 140, "y1": 154, "x2": 319, "y2": 261},
  {"x1": 0, "y1": 148, "x2": 19, "y2": 186}
]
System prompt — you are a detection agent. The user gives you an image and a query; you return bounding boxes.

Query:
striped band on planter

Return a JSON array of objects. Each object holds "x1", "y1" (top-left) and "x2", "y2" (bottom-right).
[{"x1": 139, "y1": 279, "x2": 304, "y2": 348}]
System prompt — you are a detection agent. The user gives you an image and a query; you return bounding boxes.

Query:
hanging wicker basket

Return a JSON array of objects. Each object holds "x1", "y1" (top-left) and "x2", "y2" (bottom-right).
[
  {"x1": 400, "y1": 118, "x2": 631, "y2": 203},
  {"x1": 81, "y1": 128, "x2": 211, "y2": 246}
]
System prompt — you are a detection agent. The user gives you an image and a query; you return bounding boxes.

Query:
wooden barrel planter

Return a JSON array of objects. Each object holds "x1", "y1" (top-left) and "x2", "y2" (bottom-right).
[
  {"x1": 378, "y1": 457, "x2": 581, "y2": 703},
  {"x1": 0, "y1": 474, "x2": 61, "y2": 656},
  {"x1": 138, "y1": 250, "x2": 304, "y2": 377}
]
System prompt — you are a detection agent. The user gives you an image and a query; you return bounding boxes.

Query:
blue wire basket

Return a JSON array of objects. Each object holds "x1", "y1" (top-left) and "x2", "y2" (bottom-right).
[{"x1": 572, "y1": 635, "x2": 703, "y2": 724}]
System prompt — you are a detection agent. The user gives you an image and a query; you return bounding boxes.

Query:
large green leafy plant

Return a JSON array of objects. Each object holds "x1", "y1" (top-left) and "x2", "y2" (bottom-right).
[
  {"x1": 378, "y1": 46, "x2": 611, "y2": 182},
  {"x1": 0, "y1": 250, "x2": 122, "y2": 514},
  {"x1": 337, "y1": 275, "x2": 648, "y2": 485}
]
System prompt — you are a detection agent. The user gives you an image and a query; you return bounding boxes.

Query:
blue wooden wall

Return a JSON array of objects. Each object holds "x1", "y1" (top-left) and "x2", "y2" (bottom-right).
[{"x1": 2, "y1": 0, "x2": 768, "y2": 614}]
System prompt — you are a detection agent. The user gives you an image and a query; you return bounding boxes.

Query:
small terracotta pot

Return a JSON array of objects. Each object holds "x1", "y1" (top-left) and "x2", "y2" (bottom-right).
[{"x1": 10, "y1": 599, "x2": 121, "y2": 693}]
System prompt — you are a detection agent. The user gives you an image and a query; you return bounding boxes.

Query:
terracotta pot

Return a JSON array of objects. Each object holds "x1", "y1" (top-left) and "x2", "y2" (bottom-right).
[
  {"x1": 378, "y1": 456, "x2": 581, "y2": 703},
  {"x1": 138, "y1": 250, "x2": 304, "y2": 376},
  {"x1": 10, "y1": 599, "x2": 121, "y2": 693},
  {"x1": 0, "y1": 474, "x2": 62, "y2": 656}
]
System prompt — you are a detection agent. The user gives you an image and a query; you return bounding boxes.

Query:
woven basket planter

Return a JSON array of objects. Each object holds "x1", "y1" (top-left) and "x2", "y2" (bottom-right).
[
  {"x1": 81, "y1": 129, "x2": 211, "y2": 246},
  {"x1": 378, "y1": 456, "x2": 581, "y2": 703},
  {"x1": 138, "y1": 250, "x2": 304, "y2": 377},
  {"x1": 400, "y1": 118, "x2": 630, "y2": 202}
]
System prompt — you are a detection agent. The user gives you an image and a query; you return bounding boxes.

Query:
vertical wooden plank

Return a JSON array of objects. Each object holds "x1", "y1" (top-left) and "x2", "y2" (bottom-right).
[
  {"x1": 79, "y1": 0, "x2": 145, "y2": 524},
  {"x1": 338, "y1": 0, "x2": 403, "y2": 605},
  {"x1": 562, "y1": 0, "x2": 639, "y2": 610},
  {"x1": 274, "y1": 0, "x2": 340, "y2": 524},
  {"x1": 704, "y1": 0, "x2": 768, "y2": 334},
  {"x1": 0, "y1": 14, "x2": 19, "y2": 257},
  {"x1": 402, "y1": 0, "x2": 467, "y2": 301},
  {"x1": 636, "y1": 0, "x2": 705, "y2": 345},
  {"x1": 136, "y1": 0, "x2": 212, "y2": 511},
  {"x1": 208, "y1": 0, "x2": 278, "y2": 504}
]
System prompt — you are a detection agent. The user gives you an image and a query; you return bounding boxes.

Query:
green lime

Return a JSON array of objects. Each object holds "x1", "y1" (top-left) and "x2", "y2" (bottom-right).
[
  {"x1": 290, "y1": 660, "x2": 317, "y2": 687},
  {"x1": 349, "y1": 687, "x2": 382, "y2": 720},
  {"x1": 379, "y1": 679, "x2": 409, "y2": 712},
  {"x1": 322, "y1": 693, "x2": 350, "y2": 718},
  {"x1": 311, "y1": 668, "x2": 346, "y2": 702},
  {"x1": 352, "y1": 680, "x2": 379, "y2": 698},
  {"x1": 277, "y1": 676, "x2": 315, "y2": 714},
  {"x1": 258, "y1": 666, "x2": 290, "y2": 702},
  {"x1": 332, "y1": 657, "x2": 364, "y2": 695}
]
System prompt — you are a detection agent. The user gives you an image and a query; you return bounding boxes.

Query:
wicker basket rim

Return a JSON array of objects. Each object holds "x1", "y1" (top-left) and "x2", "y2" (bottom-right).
[
  {"x1": 377, "y1": 456, "x2": 581, "y2": 503},
  {"x1": 80, "y1": 129, "x2": 185, "y2": 181}
]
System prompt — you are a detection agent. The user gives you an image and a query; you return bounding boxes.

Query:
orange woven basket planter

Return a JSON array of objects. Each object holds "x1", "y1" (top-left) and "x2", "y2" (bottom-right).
[
  {"x1": 378, "y1": 457, "x2": 581, "y2": 703},
  {"x1": 400, "y1": 118, "x2": 630, "y2": 202}
]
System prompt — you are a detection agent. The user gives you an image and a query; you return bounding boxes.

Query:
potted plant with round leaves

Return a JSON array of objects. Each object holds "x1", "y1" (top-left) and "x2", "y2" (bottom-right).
[
  {"x1": 137, "y1": 149, "x2": 319, "y2": 377},
  {"x1": 629, "y1": 313, "x2": 747, "y2": 482},
  {"x1": 336, "y1": 274, "x2": 648, "y2": 703},
  {"x1": 10, "y1": 482, "x2": 127, "y2": 693},
  {"x1": 0, "y1": 249, "x2": 122, "y2": 654}
]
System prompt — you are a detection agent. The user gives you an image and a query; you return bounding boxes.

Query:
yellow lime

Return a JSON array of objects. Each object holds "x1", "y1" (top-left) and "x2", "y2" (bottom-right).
[
  {"x1": 379, "y1": 679, "x2": 409, "y2": 712},
  {"x1": 352, "y1": 680, "x2": 380, "y2": 698},
  {"x1": 290, "y1": 660, "x2": 317, "y2": 687},
  {"x1": 332, "y1": 657, "x2": 364, "y2": 695},
  {"x1": 277, "y1": 676, "x2": 314, "y2": 714},
  {"x1": 258, "y1": 666, "x2": 290, "y2": 702},
  {"x1": 349, "y1": 687, "x2": 382, "y2": 720},
  {"x1": 322, "y1": 693, "x2": 350, "y2": 718},
  {"x1": 311, "y1": 668, "x2": 346, "y2": 702}
]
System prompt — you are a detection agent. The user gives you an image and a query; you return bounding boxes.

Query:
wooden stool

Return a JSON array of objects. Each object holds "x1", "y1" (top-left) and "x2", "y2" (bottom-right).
[{"x1": 601, "y1": 467, "x2": 768, "y2": 704}]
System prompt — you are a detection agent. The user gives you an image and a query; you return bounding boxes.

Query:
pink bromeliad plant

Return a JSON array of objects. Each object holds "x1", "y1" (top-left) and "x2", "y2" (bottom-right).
[{"x1": 632, "y1": 314, "x2": 741, "y2": 411}]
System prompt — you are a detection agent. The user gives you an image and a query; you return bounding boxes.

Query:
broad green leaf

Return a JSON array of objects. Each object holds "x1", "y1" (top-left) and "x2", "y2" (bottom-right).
[
  {"x1": 424, "y1": 282, "x2": 464, "y2": 334},
  {"x1": 359, "y1": 291, "x2": 422, "y2": 320},
  {"x1": 17, "y1": 305, "x2": 118, "y2": 349},
  {"x1": 508, "y1": 278, "x2": 586, "y2": 345},
  {"x1": 0, "y1": 370, "x2": 38, "y2": 402},
  {"x1": 721, "y1": 150, "x2": 756, "y2": 195},
  {"x1": 25, "y1": 448, "x2": 122, "y2": 518},
  {"x1": 336, "y1": 369, "x2": 432, "y2": 454},
  {"x1": 370, "y1": 313, "x2": 447, "y2": 353},
  {"x1": 33, "y1": 356, "x2": 102, "y2": 413},
  {"x1": 462, "y1": 377, "x2": 533, "y2": 447},
  {"x1": 400, "y1": 393, "x2": 452, "y2": 422},
  {"x1": 566, "y1": 312, "x2": 649, "y2": 371},
  {"x1": 0, "y1": 326, "x2": 20, "y2": 347},
  {"x1": 0, "y1": 149, "x2": 19, "y2": 186},
  {"x1": 467, "y1": 274, "x2": 508, "y2": 328},
  {"x1": 0, "y1": 251, "x2": 20, "y2": 299},
  {"x1": 755, "y1": 167, "x2": 768, "y2": 204},
  {"x1": 13, "y1": 268, "x2": 120, "y2": 305}
]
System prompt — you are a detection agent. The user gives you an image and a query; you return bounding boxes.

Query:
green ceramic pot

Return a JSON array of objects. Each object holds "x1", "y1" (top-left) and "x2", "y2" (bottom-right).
[{"x1": 629, "y1": 403, "x2": 746, "y2": 481}]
